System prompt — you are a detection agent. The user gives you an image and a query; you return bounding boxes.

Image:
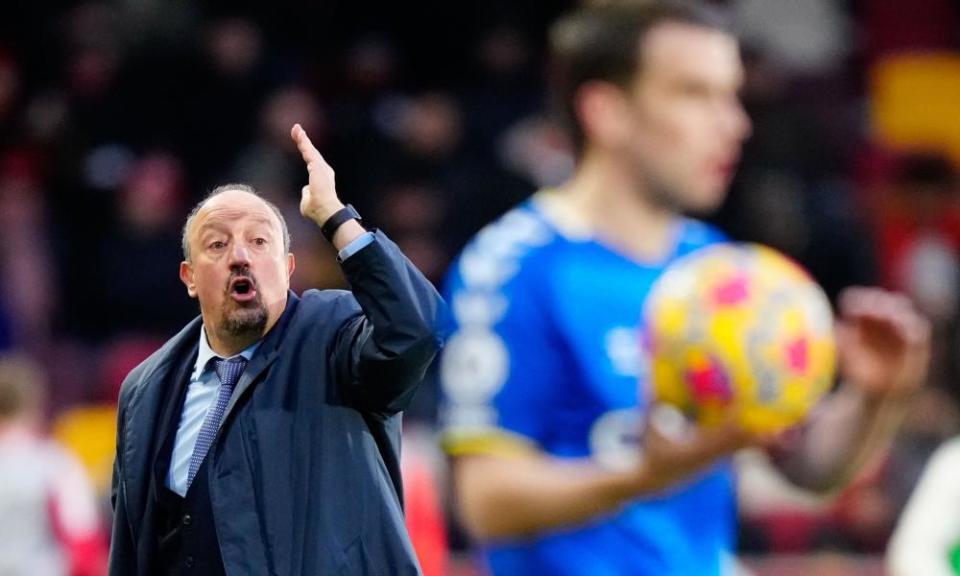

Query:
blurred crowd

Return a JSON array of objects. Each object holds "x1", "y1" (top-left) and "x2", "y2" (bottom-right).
[{"x1": 2, "y1": 0, "x2": 960, "y2": 574}]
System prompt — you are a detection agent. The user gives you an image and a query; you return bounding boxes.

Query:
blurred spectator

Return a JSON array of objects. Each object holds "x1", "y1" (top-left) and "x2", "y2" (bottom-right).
[
  {"x1": 390, "y1": 90, "x2": 531, "y2": 252},
  {"x1": 326, "y1": 35, "x2": 405, "y2": 214},
  {"x1": 342, "y1": 34, "x2": 400, "y2": 98},
  {"x1": 874, "y1": 152, "x2": 960, "y2": 322},
  {"x1": 181, "y1": 16, "x2": 273, "y2": 186},
  {"x1": 0, "y1": 152, "x2": 57, "y2": 352},
  {"x1": 888, "y1": 435, "x2": 960, "y2": 576},
  {"x1": 731, "y1": 0, "x2": 850, "y2": 77},
  {"x1": 0, "y1": 355, "x2": 107, "y2": 576},
  {"x1": 62, "y1": 3, "x2": 126, "y2": 143},
  {"x1": 466, "y1": 24, "x2": 542, "y2": 150},
  {"x1": 52, "y1": 337, "x2": 160, "y2": 502},
  {"x1": 89, "y1": 152, "x2": 195, "y2": 338},
  {"x1": 376, "y1": 183, "x2": 449, "y2": 284},
  {"x1": 231, "y1": 85, "x2": 326, "y2": 201},
  {"x1": 497, "y1": 114, "x2": 574, "y2": 190}
]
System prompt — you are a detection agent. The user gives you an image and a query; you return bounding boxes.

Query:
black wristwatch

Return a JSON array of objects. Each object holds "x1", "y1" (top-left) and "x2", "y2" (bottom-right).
[{"x1": 320, "y1": 204, "x2": 362, "y2": 242}]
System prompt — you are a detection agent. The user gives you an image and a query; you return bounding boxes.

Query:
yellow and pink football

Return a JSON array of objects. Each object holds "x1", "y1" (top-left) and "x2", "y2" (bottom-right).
[{"x1": 643, "y1": 243, "x2": 836, "y2": 434}]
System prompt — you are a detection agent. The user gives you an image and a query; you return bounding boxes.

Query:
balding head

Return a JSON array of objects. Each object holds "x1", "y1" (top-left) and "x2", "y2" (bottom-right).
[{"x1": 182, "y1": 184, "x2": 291, "y2": 263}]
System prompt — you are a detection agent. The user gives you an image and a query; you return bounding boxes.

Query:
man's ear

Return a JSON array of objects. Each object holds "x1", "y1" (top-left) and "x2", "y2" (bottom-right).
[
  {"x1": 180, "y1": 261, "x2": 197, "y2": 298},
  {"x1": 286, "y1": 252, "x2": 296, "y2": 280},
  {"x1": 576, "y1": 80, "x2": 633, "y2": 150}
]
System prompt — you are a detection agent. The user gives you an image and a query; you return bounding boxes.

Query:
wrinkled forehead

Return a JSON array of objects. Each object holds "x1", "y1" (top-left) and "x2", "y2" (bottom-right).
[{"x1": 191, "y1": 190, "x2": 282, "y2": 237}]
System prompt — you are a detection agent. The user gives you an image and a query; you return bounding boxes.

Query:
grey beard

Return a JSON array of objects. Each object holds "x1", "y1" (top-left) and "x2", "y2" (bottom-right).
[{"x1": 220, "y1": 303, "x2": 268, "y2": 338}]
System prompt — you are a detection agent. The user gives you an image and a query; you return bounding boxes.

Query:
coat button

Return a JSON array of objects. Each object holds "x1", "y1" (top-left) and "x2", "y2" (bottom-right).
[
  {"x1": 185, "y1": 556, "x2": 195, "y2": 568},
  {"x1": 182, "y1": 514, "x2": 192, "y2": 526}
]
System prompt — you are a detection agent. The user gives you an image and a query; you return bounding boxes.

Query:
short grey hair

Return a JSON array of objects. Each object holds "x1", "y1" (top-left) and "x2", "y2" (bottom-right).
[{"x1": 181, "y1": 183, "x2": 292, "y2": 262}]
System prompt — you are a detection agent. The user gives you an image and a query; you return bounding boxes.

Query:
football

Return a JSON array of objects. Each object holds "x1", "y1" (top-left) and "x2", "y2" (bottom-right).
[{"x1": 643, "y1": 243, "x2": 837, "y2": 433}]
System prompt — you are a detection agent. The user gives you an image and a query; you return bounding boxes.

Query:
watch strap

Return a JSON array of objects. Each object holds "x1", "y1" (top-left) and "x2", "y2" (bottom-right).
[{"x1": 320, "y1": 204, "x2": 362, "y2": 242}]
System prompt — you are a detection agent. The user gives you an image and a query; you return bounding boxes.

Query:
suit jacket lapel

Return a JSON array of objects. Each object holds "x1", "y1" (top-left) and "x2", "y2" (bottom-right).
[
  {"x1": 221, "y1": 291, "x2": 299, "y2": 423},
  {"x1": 122, "y1": 357, "x2": 176, "y2": 538},
  {"x1": 121, "y1": 317, "x2": 203, "y2": 538},
  {"x1": 150, "y1": 344, "x2": 198, "y2": 495}
]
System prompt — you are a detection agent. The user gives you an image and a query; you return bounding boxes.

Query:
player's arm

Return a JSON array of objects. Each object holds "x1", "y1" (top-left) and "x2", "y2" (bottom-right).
[
  {"x1": 442, "y1": 240, "x2": 756, "y2": 539},
  {"x1": 887, "y1": 438, "x2": 960, "y2": 576},
  {"x1": 769, "y1": 287, "x2": 930, "y2": 492},
  {"x1": 452, "y1": 415, "x2": 750, "y2": 540}
]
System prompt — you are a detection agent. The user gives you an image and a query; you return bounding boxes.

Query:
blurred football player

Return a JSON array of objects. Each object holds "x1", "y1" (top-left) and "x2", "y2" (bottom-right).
[{"x1": 440, "y1": 1, "x2": 931, "y2": 574}]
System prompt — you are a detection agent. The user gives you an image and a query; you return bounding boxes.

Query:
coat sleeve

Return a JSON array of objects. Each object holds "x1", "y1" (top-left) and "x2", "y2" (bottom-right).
[
  {"x1": 333, "y1": 229, "x2": 447, "y2": 414},
  {"x1": 108, "y1": 386, "x2": 136, "y2": 575}
]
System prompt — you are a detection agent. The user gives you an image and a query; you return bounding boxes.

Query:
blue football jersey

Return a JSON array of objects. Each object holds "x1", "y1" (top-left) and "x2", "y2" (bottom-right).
[{"x1": 440, "y1": 194, "x2": 737, "y2": 576}]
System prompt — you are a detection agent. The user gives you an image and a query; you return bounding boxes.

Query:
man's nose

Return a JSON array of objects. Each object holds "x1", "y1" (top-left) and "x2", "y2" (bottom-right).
[{"x1": 229, "y1": 241, "x2": 251, "y2": 266}]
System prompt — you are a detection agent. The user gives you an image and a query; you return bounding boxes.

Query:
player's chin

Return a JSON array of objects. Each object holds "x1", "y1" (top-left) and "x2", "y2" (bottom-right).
[{"x1": 682, "y1": 185, "x2": 728, "y2": 215}]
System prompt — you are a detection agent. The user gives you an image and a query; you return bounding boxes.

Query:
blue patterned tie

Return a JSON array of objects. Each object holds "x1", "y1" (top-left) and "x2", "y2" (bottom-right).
[{"x1": 187, "y1": 356, "x2": 247, "y2": 488}]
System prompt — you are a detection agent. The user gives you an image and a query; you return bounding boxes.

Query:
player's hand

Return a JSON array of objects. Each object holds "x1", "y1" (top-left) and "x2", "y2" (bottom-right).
[
  {"x1": 291, "y1": 123, "x2": 344, "y2": 226},
  {"x1": 834, "y1": 287, "x2": 931, "y2": 401},
  {"x1": 632, "y1": 406, "x2": 770, "y2": 493}
]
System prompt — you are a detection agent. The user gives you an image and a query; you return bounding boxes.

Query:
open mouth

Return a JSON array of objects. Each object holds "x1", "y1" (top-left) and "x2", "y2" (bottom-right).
[{"x1": 229, "y1": 277, "x2": 257, "y2": 303}]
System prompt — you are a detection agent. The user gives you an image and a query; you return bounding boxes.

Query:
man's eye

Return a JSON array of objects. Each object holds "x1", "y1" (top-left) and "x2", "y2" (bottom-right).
[
  {"x1": 254, "y1": 238, "x2": 267, "y2": 246},
  {"x1": 210, "y1": 241, "x2": 226, "y2": 250}
]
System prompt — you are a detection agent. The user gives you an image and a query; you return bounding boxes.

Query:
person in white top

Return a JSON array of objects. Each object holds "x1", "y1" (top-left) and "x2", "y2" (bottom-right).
[
  {"x1": 888, "y1": 436, "x2": 960, "y2": 576},
  {"x1": 0, "y1": 355, "x2": 107, "y2": 576}
]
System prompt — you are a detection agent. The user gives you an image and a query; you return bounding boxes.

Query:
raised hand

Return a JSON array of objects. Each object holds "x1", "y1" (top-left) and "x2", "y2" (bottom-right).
[{"x1": 291, "y1": 123, "x2": 343, "y2": 226}]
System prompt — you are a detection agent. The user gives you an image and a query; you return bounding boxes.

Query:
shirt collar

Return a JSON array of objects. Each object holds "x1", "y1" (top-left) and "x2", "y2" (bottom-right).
[{"x1": 192, "y1": 325, "x2": 261, "y2": 381}]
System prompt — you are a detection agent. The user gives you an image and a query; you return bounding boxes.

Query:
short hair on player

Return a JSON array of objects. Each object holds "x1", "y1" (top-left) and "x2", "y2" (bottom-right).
[
  {"x1": 181, "y1": 183, "x2": 292, "y2": 262},
  {"x1": 549, "y1": 0, "x2": 731, "y2": 156}
]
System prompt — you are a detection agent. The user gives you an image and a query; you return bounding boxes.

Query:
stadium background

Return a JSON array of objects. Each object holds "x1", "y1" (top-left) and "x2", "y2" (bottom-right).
[{"x1": 2, "y1": 0, "x2": 960, "y2": 574}]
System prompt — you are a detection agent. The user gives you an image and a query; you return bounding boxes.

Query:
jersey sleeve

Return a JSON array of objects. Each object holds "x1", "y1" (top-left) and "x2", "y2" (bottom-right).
[{"x1": 439, "y1": 243, "x2": 570, "y2": 457}]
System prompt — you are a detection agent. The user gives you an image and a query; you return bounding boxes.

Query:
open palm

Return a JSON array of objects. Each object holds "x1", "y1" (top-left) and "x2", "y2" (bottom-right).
[{"x1": 835, "y1": 287, "x2": 931, "y2": 398}]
